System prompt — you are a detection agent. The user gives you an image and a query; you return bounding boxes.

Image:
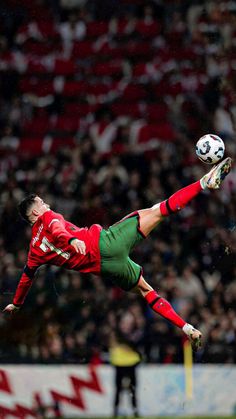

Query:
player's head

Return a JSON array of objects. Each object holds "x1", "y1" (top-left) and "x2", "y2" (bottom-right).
[{"x1": 18, "y1": 194, "x2": 50, "y2": 224}]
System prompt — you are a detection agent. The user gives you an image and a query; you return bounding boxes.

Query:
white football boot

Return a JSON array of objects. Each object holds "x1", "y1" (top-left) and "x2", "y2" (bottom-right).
[
  {"x1": 200, "y1": 157, "x2": 232, "y2": 189},
  {"x1": 183, "y1": 323, "x2": 202, "y2": 351},
  {"x1": 189, "y1": 328, "x2": 202, "y2": 352}
]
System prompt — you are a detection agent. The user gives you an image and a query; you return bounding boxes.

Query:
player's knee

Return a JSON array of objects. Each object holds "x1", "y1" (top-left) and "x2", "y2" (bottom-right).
[
  {"x1": 136, "y1": 276, "x2": 153, "y2": 296},
  {"x1": 151, "y1": 203, "x2": 160, "y2": 210},
  {"x1": 151, "y1": 203, "x2": 162, "y2": 220}
]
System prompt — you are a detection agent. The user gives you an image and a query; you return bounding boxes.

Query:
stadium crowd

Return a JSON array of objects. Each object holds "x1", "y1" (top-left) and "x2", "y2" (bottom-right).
[{"x1": 0, "y1": 0, "x2": 236, "y2": 365}]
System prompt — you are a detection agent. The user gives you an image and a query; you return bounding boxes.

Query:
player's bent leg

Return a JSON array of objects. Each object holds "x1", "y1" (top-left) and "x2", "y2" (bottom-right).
[
  {"x1": 137, "y1": 207, "x2": 163, "y2": 237},
  {"x1": 132, "y1": 275, "x2": 202, "y2": 351}
]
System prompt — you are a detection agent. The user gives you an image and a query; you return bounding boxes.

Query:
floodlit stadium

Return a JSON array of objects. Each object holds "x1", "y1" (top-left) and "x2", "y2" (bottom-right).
[{"x1": 0, "y1": 0, "x2": 236, "y2": 418}]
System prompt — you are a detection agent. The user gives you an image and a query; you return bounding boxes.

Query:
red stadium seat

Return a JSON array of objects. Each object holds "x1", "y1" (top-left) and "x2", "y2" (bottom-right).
[
  {"x1": 107, "y1": 45, "x2": 127, "y2": 59},
  {"x1": 171, "y1": 47, "x2": 199, "y2": 62},
  {"x1": 86, "y1": 21, "x2": 109, "y2": 38},
  {"x1": 54, "y1": 59, "x2": 77, "y2": 76},
  {"x1": 22, "y1": 39, "x2": 61, "y2": 56},
  {"x1": 72, "y1": 41, "x2": 94, "y2": 59},
  {"x1": 62, "y1": 81, "x2": 88, "y2": 98},
  {"x1": 124, "y1": 41, "x2": 153, "y2": 58},
  {"x1": 135, "y1": 20, "x2": 161, "y2": 38},
  {"x1": 132, "y1": 63, "x2": 149, "y2": 77},
  {"x1": 36, "y1": 21, "x2": 59, "y2": 39},
  {"x1": 120, "y1": 84, "x2": 147, "y2": 102},
  {"x1": 22, "y1": 115, "x2": 80, "y2": 137},
  {"x1": 152, "y1": 80, "x2": 184, "y2": 98},
  {"x1": 136, "y1": 123, "x2": 177, "y2": 144},
  {"x1": 19, "y1": 79, "x2": 54, "y2": 96},
  {"x1": 50, "y1": 137, "x2": 75, "y2": 152},
  {"x1": 111, "y1": 103, "x2": 143, "y2": 118},
  {"x1": 145, "y1": 104, "x2": 169, "y2": 122},
  {"x1": 18, "y1": 136, "x2": 75, "y2": 156},
  {"x1": 22, "y1": 117, "x2": 51, "y2": 136},
  {"x1": 166, "y1": 82, "x2": 184, "y2": 97},
  {"x1": 150, "y1": 123, "x2": 176, "y2": 141},
  {"x1": 93, "y1": 61, "x2": 123, "y2": 77},
  {"x1": 51, "y1": 115, "x2": 80, "y2": 134},
  {"x1": 86, "y1": 83, "x2": 111, "y2": 96},
  {"x1": 18, "y1": 137, "x2": 46, "y2": 156},
  {"x1": 26, "y1": 59, "x2": 49, "y2": 75},
  {"x1": 64, "y1": 103, "x2": 99, "y2": 117},
  {"x1": 152, "y1": 81, "x2": 170, "y2": 97}
]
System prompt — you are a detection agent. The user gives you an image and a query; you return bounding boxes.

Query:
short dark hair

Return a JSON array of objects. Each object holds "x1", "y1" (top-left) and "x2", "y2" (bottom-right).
[{"x1": 18, "y1": 194, "x2": 37, "y2": 223}]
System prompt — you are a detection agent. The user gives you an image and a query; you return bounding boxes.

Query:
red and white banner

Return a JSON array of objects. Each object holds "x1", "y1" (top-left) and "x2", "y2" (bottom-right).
[{"x1": 0, "y1": 365, "x2": 236, "y2": 417}]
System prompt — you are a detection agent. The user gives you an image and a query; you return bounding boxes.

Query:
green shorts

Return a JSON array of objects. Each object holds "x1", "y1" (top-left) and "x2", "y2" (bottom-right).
[{"x1": 99, "y1": 212, "x2": 144, "y2": 291}]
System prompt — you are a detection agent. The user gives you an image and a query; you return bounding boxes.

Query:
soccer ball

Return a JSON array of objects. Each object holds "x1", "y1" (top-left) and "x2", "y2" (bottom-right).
[{"x1": 196, "y1": 134, "x2": 225, "y2": 164}]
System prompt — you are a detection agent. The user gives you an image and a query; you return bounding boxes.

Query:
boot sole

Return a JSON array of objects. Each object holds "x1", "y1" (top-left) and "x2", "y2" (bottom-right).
[
  {"x1": 215, "y1": 157, "x2": 232, "y2": 187},
  {"x1": 207, "y1": 157, "x2": 232, "y2": 188}
]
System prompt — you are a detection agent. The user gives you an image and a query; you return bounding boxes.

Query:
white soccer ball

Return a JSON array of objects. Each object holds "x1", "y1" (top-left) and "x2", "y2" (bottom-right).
[{"x1": 196, "y1": 134, "x2": 225, "y2": 164}]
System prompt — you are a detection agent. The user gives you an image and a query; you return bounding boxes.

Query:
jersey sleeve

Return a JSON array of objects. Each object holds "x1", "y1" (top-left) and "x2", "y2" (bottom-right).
[
  {"x1": 13, "y1": 252, "x2": 39, "y2": 306},
  {"x1": 43, "y1": 211, "x2": 76, "y2": 244}
]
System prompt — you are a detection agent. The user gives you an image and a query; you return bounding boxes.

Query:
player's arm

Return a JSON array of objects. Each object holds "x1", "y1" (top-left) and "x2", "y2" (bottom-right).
[
  {"x1": 3, "y1": 263, "x2": 38, "y2": 313},
  {"x1": 48, "y1": 217, "x2": 86, "y2": 255}
]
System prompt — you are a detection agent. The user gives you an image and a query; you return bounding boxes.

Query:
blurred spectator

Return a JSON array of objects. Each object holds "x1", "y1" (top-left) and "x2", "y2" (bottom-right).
[{"x1": 59, "y1": 10, "x2": 86, "y2": 56}]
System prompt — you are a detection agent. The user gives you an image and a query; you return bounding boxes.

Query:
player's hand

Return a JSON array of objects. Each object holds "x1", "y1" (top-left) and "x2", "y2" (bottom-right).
[
  {"x1": 3, "y1": 304, "x2": 20, "y2": 314},
  {"x1": 70, "y1": 239, "x2": 86, "y2": 255}
]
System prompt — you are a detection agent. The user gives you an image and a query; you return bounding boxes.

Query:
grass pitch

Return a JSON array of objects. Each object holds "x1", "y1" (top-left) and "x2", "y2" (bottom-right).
[{"x1": 63, "y1": 416, "x2": 236, "y2": 419}]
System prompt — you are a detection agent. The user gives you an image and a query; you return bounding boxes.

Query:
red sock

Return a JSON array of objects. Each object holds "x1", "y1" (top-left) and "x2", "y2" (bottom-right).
[
  {"x1": 160, "y1": 180, "x2": 202, "y2": 216},
  {"x1": 145, "y1": 290, "x2": 186, "y2": 328}
]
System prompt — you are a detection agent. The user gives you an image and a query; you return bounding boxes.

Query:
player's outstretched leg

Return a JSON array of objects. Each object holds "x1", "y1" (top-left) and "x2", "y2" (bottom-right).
[
  {"x1": 138, "y1": 157, "x2": 232, "y2": 236},
  {"x1": 132, "y1": 275, "x2": 202, "y2": 351}
]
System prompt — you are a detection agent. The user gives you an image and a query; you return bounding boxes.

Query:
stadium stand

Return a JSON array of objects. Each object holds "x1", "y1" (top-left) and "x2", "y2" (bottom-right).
[{"x1": 0, "y1": 0, "x2": 236, "y2": 364}]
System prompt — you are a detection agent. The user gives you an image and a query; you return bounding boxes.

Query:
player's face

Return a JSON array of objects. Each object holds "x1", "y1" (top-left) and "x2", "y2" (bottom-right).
[{"x1": 28, "y1": 196, "x2": 50, "y2": 219}]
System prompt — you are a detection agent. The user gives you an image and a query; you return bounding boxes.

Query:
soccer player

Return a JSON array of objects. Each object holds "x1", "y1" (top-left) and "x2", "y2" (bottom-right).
[{"x1": 3, "y1": 157, "x2": 232, "y2": 351}]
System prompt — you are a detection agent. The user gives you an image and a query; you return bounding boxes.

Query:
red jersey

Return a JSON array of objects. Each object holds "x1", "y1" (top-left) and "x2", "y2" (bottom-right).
[{"x1": 13, "y1": 210, "x2": 102, "y2": 306}]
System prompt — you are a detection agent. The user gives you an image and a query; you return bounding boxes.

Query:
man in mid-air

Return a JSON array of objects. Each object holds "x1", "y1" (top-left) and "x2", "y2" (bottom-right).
[{"x1": 3, "y1": 157, "x2": 232, "y2": 352}]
